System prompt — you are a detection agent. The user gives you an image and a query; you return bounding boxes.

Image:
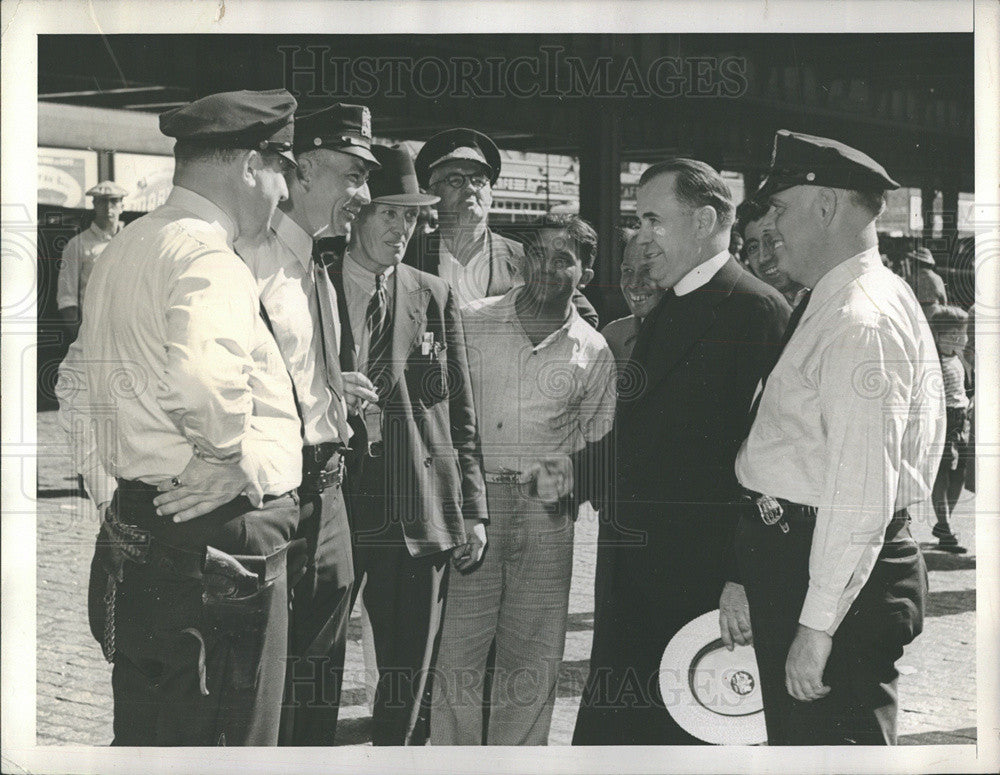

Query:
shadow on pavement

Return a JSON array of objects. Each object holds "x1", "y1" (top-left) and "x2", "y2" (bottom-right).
[
  {"x1": 899, "y1": 726, "x2": 977, "y2": 745},
  {"x1": 920, "y1": 545, "x2": 976, "y2": 571},
  {"x1": 36, "y1": 488, "x2": 86, "y2": 499},
  {"x1": 925, "y1": 589, "x2": 976, "y2": 618}
]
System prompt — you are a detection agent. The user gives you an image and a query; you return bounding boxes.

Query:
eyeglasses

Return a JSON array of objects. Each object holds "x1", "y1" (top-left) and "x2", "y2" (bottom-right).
[{"x1": 433, "y1": 172, "x2": 490, "y2": 190}]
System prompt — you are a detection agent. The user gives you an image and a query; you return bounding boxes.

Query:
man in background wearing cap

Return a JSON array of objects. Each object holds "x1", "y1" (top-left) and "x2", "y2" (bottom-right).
[
  {"x1": 573, "y1": 158, "x2": 789, "y2": 745},
  {"x1": 907, "y1": 246, "x2": 948, "y2": 316},
  {"x1": 236, "y1": 103, "x2": 381, "y2": 746},
  {"x1": 57, "y1": 181, "x2": 128, "y2": 334},
  {"x1": 410, "y1": 128, "x2": 599, "y2": 326},
  {"x1": 733, "y1": 130, "x2": 943, "y2": 744},
  {"x1": 57, "y1": 89, "x2": 304, "y2": 745},
  {"x1": 327, "y1": 145, "x2": 488, "y2": 745}
]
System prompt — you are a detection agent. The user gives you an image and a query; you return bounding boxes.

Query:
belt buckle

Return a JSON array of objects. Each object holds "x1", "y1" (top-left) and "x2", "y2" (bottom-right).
[{"x1": 756, "y1": 494, "x2": 789, "y2": 533}]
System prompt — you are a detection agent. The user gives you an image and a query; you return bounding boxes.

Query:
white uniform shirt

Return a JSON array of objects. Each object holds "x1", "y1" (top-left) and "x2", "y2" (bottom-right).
[
  {"x1": 437, "y1": 237, "x2": 491, "y2": 308},
  {"x1": 736, "y1": 247, "x2": 945, "y2": 634},
  {"x1": 57, "y1": 186, "x2": 302, "y2": 507},
  {"x1": 56, "y1": 221, "x2": 121, "y2": 310},
  {"x1": 237, "y1": 210, "x2": 348, "y2": 446}
]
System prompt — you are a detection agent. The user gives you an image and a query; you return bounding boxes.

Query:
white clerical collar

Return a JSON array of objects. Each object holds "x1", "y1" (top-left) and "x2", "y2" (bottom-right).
[{"x1": 673, "y1": 249, "x2": 731, "y2": 297}]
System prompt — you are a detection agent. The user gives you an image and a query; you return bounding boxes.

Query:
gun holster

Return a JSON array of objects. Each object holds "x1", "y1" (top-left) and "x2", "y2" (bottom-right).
[{"x1": 199, "y1": 544, "x2": 287, "y2": 691}]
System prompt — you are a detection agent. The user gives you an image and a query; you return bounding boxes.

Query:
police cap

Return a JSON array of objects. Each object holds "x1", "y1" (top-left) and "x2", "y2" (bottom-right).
[{"x1": 159, "y1": 88, "x2": 297, "y2": 165}]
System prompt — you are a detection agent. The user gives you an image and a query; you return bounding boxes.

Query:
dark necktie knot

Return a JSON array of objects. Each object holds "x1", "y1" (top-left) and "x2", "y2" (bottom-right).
[{"x1": 312, "y1": 236, "x2": 346, "y2": 267}]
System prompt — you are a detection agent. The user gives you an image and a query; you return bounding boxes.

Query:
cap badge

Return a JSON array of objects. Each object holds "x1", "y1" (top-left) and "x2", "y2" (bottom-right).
[{"x1": 361, "y1": 107, "x2": 372, "y2": 140}]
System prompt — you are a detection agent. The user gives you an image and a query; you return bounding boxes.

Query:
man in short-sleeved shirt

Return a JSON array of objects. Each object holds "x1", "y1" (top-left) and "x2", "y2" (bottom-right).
[{"x1": 57, "y1": 181, "x2": 127, "y2": 329}]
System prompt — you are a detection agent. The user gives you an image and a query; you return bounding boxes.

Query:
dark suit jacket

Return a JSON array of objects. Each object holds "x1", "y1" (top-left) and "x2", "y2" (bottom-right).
[
  {"x1": 404, "y1": 227, "x2": 600, "y2": 327},
  {"x1": 609, "y1": 257, "x2": 791, "y2": 610},
  {"x1": 328, "y1": 257, "x2": 488, "y2": 557}
]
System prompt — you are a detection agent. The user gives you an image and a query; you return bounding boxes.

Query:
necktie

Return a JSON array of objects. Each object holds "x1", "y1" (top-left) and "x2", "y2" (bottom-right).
[
  {"x1": 746, "y1": 290, "x2": 813, "y2": 427},
  {"x1": 311, "y1": 245, "x2": 352, "y2": 444},
  {"x1": 364, "y1": 272, "x2": 393, "y2": 395}
]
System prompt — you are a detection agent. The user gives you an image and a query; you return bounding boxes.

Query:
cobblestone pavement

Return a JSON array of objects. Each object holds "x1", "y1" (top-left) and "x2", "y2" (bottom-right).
[{"x1": 35, "y1": 410, "x2": 978, "y2": 747}]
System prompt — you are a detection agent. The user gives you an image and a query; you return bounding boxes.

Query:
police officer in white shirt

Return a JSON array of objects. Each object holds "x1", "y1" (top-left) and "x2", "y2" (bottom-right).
[
  {"x1": 57, "y1": 89, "x2": 304, "y2": 746},
  {"x1": 236, "y1": 103, "x2": 382, "y2": 746},
  {"x1": 731, "y1": 130, "x2": 945, "y2": 745}
]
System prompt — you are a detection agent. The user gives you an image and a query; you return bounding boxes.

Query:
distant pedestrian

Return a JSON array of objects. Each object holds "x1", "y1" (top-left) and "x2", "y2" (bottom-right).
[{"x1": 928, "y1": 305, "x2": 971, "y2": 553}]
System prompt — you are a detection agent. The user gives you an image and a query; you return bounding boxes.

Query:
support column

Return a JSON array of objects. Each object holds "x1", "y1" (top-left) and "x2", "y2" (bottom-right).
[
  {"x1": 941, "y1": 187, "x2": 959, "y2": 262},
  {"x1": 578, "y1": 107, "x2": 623, "y2": 323},
  {"x1": 921, "y1": 186, "x2": 937, "y2": 243}
]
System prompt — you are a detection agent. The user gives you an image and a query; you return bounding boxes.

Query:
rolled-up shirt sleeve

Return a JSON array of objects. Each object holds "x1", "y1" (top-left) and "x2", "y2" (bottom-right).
[
  {"x1": 157, "y1": 249, "x2": 260, "y2": 467},
  {"x1": 799, "y1": 321, "x2": 912, "y2": 634}
]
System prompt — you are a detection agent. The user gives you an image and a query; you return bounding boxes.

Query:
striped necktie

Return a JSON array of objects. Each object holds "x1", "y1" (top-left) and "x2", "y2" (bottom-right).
[
  {"x1": 365, "y1": 272, "x2": 393, "y2": 395},
  {"x1": 311, "y1": 245, "x2": 352, "y2": 444}
]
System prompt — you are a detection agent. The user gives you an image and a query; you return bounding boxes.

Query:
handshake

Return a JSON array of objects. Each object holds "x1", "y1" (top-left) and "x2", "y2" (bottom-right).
[{"x1": 526, "y1": 454, "x2": 574, "y2": 504}]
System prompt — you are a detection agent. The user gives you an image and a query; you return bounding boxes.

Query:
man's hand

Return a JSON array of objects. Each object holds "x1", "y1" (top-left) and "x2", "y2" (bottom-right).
[
  {"x1": 527, "y1": 454, "x2": 574, "y2": 503},
  {"x1": 719, "y1": 581, "x2": 753, "y2": 650},
  {"x1": 96, "y1": 500, "x2": 112, "y2": 527},
  {"x1": 785, "y1": 624, "x2": 833, "y2": 702},
  {"x1": 152, "y1": 456, "x2": 250, "y2": 523},
  {"x1": 451, "y1": 518, "x2": 487, "y2": 571},
  {"x1": 342, "y1": 371, "x2": 380, "y2": 415}
]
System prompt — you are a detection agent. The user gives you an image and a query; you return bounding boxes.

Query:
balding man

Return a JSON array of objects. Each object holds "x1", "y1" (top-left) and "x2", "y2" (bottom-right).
[{"x1": 734, "y1": 130, "x2": 943, "y2": 744}]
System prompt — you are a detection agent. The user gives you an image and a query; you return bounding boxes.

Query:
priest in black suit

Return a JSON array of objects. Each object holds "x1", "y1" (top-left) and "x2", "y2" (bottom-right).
[{"x1": 573, "y1": 158, "x2": 790, "y2": 745}]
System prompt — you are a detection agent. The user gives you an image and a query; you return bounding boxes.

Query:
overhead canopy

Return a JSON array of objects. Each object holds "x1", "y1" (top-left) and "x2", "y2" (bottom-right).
[{"x1": 39, "y1": 33, "x2": 973, "y2": 191}]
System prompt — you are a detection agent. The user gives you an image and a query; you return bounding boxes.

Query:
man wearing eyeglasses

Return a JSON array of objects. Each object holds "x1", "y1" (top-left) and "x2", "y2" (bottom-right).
[{"x1": 410, "y1": 128, "x2": 599, "y2": 326}]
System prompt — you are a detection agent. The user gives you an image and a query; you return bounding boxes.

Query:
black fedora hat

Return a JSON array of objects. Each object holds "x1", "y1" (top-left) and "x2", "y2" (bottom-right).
[{"x1": 368, "y1": 145, "x2": 440, "y2": 206}]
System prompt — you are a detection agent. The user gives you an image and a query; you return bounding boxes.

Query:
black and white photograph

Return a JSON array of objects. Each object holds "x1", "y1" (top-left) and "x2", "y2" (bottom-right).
[{"x1": 2, "y1": 1, "x2": 998, "y2": 773}]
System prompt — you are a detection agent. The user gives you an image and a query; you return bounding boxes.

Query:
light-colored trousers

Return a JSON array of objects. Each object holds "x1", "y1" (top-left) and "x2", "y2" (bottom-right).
[{"x1": 430, "y1": 482, "x2": 574, "y2": 745}]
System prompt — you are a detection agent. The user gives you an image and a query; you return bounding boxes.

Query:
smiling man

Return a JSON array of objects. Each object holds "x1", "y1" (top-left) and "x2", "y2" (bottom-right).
[
  {"x1": 734, "y1": 130, "x2": 943, "y2": 745},
  {"x1": 737, "y1": 199, "x2": 808, "y2": 307},
  {"x1": 432, "y1": 214, "x2": 616, "y2": 745},
  {"x1": 600, "y1": 230, "x2": 667, "y2": 366},
  {"x1": 235, "y1": 103, "x2": 382, "y2": 746},
  {"x1": 328, "y1": 145, "x2": 488, "y2": 745},
  {"x1": 574, "y1": 158, "x2": 789, "y2": 746}
]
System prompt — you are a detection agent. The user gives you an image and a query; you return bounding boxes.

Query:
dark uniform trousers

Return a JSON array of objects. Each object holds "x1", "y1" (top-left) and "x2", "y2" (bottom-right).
[
  {"x1": 736, "y1": 508, "x2": 927, "y2": 745},
  {"x1": 345, "y1": 452, "x2": 449, "y2": 746},
  {"x1": 279, "y1": 446, "x2": 355, "y2": 745},
  {"x1": 90, "y1": 480, "x2": 298, "y2": 746}
]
